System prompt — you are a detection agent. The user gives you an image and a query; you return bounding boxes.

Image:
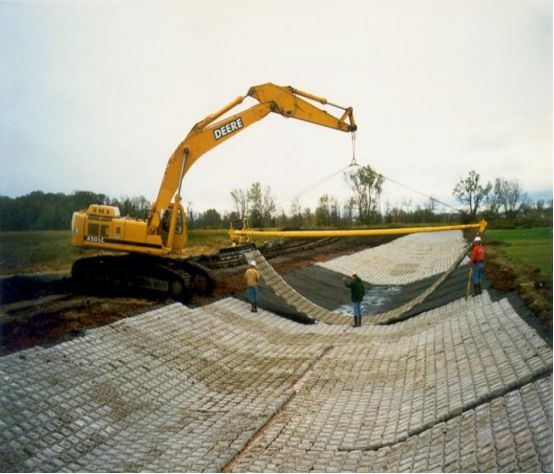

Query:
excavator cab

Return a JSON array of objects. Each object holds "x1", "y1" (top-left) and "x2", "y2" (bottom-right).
[{"x1": 161, "y1": 203, "x2": 187, "y2": 251}]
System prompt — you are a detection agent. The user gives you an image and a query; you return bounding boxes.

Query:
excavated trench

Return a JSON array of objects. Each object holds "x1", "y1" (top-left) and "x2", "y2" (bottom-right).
[{"x1": 0, "y1": 231, "x2": 551, "y2": 472}]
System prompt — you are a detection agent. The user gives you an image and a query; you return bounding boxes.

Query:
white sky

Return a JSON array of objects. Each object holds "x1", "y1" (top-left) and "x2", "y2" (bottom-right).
[{"x1": 0, "y1": 0, "x2": 552, "y2": 215}]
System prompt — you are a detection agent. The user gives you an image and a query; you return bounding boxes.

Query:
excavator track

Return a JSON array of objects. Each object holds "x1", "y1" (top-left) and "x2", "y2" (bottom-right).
[
  {"x1": 177, "y1": 260, "x2": 215, "y2": 297},
  {"x1": 71, "y1": 254, "x2": 215, "y2": 302}
]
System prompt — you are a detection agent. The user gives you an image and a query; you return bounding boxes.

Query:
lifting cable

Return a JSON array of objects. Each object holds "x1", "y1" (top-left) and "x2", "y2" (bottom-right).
[
  {"x1": 349, "y1": 128, "x2": 457, "y2": 211},
  {"x1": 375, "y1": 173, "x2": 457, "y2": 211},
  {"x1": 277, "y1": 164, "x2": 353, "y2": 208},
  {"x1": 276, "y1": 129, "x2": 458, "y2": 213},
  {"x1": 276, "y1": 131, "x2": 358, "y2": 209},
  {"x1": 277, "y1": 161, "x2": 457, "y2": 213}
]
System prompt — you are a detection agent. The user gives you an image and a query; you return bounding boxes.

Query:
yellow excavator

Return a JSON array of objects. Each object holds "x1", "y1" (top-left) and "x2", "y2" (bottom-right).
[{"x1": 71, "y1": 83, "x2": 357, "y2": 300}]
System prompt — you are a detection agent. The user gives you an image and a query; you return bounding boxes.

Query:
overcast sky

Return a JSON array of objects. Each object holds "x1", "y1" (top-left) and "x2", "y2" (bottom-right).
[{"x1": 1, "y1": 0, "x2": 552, "y2": 215}]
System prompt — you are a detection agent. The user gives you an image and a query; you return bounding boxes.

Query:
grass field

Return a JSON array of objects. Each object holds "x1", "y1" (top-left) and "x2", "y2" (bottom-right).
[
  {"x1": 0, "y1": 229, "x2": 272, "y2": 275},
  {"x1": 484, "y1": 226, "x2": 552, "y2": 335},
  {"x1": 0, "y1": 231, "x2": 81, "y2": 274},
  {"x1": 486, "y1": 227, "x2": 552, "y2": 281}
]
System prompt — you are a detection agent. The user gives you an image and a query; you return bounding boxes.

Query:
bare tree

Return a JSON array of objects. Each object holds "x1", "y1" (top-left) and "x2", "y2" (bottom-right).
[
  {"x1": 421, "y1": 198, "x2": 437, "y2": 222},
  {"x1": 247, "y1": 183, "x2": 263, "y2": 227},
  {"x1": 345, "y1": 165, "x2": 384, "y2": 224},
  {"x1": 302, "y1": 207, "x2": 315, "y2": 227},
  {"x1": 247, "y1": 182, "x2": 276, "y2": 227},
  {"x1": 186, "y1": 201, "x2": 195, "y2": 228},
  {"x1": 315, "y1": 194, "x2": 331, "y2": 227},
  {"x1": 261, "y1": 186, "x2": 276, "y2": 226},
  {"x1": 452, "y1": 170, "x2": 492, "y2": 218},
  {"x1": 485, "y1": 186, "x2": 503, "y2": 216},
  {"x1": 289, "y1": 198, "x2": 303, "y2": 227},
  {"x1": 314, "y1": 194, "x2": 340, "y2": 227},
  {"x1": 424, "y1": 197, "x2": 437, "y2": 214},
  {"x1": 491, "y1": 178, "x2": 529, "y2": 219},
  {"x1": 230, "y1": 189, "x2": 249, "y2": 220},
  {"x1": 342, "y1": 197, "x2": 356, "y2": 226},
  {"x1": 329, "y1": 195, "x2": 340, "y2": 227}
]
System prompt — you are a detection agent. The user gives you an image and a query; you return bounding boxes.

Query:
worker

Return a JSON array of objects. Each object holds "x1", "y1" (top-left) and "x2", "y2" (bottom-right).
[
  {"x1": 470, "y1": 235, "x2": 485, "y2": 296},
  {"x1": 244, "y1": 260, "x2": 261, "y2": 312},
  {"x1": 343, "y1": 272, "x2": 365, "y2": 327}
]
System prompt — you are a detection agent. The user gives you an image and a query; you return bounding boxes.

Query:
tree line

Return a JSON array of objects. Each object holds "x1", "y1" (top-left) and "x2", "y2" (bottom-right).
[
  {"x1": 0, "y1": 167, "x2": 551, "y2": 231},
  {"x1": 0, "y1": 191, "x2": 150, "y2": 231},
  {"x1": 191, "y1": 167, "x2": 551, "y2": 229},
  {"x1": 452, "y1": 170, "x2": 552, "y2": 221}
]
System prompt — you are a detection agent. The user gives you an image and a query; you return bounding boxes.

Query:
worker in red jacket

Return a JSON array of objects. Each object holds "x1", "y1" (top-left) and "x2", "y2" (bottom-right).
[{"x1": 470, "y1": 236, "x2": 485, "y2": 296}]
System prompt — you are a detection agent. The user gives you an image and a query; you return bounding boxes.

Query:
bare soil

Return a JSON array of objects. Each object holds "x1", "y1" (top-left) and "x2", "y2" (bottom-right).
[{"x1": 485, "y1": 246, "x2": 552, "y2": 336}]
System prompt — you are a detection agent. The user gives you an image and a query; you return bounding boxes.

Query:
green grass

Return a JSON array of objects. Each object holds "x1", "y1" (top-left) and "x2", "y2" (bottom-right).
[
  {"x1": 186, "y1": 229, "x2": 231, "y2": 245},
  {"x1": 485, "y1": 227, "x2": 552, "y2": 281},
  {"x1": 0, "y1": 231, "x2": 81, "y2": 274},
  {"x1": 0, "y1": 229, "x2": 272, "y2": 275}
]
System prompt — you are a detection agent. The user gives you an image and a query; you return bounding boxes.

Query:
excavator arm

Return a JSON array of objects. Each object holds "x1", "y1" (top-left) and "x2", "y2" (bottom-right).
[
  {"x1": 70, "y1": 83, "x2": 357, "y2": 301},
  {"x1": 148, "y1": 83, "x2": 357, "y2": 234}
]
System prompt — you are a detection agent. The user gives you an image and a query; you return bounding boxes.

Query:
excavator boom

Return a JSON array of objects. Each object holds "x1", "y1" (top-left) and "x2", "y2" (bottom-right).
[{"x1": 150, "y1": 83, "x2": 356, "y2": 231}]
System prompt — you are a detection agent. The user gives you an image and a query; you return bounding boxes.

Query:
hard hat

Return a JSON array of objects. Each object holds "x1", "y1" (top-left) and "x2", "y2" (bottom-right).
[
  {"x1": 249, "y1": 260, "x2": 257, "y2": 267},
  {"x1": 474, "y1": 236, "x2": 482, "y2": 242},
  {"x1": 352, "y1": 272, "x2": 358, "y2": 276}
]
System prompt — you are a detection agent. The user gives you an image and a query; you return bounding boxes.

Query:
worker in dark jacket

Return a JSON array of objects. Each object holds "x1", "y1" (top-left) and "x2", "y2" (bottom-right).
[{"x1": 343, "y1": 272, "x2": 365, "y2": 327}]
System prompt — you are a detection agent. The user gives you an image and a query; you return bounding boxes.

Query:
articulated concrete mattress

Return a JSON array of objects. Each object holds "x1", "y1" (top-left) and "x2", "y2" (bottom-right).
[
  {"x1": 0, "y1": 291, "x2": 552, "y2": 471},
  {"x1": 243, "y1": 231, "x2": 473, "y2": 324},
  {"x1": 317, "y1": 230, "x2": 469, "y2": 284}
]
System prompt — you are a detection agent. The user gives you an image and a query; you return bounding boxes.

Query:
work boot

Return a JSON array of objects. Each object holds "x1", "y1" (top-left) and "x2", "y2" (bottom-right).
[
  {"x1": 251, "y1": 303, "x2": 258, "y2": 313},
  {"x1": 477, "y1": 283, "x2": 482, "y2": 295}
]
